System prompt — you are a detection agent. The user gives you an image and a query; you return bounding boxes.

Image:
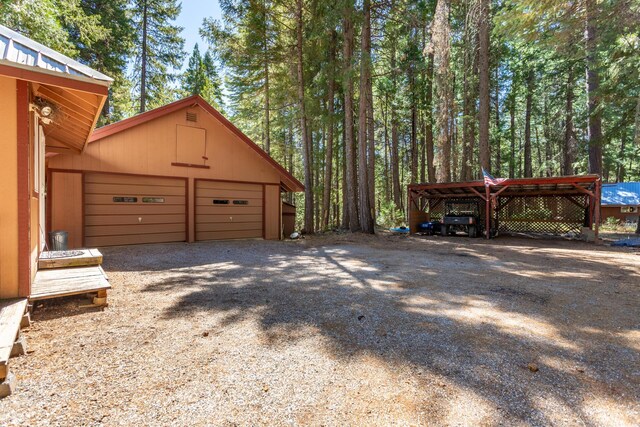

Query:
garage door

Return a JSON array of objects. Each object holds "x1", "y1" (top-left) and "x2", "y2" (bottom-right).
[
  {"x1": 84, "y1": 173, "x2": 186, "y2": 247},
  {"x1": 195, "y1": 180, "x2": 263, "y2": 241}
]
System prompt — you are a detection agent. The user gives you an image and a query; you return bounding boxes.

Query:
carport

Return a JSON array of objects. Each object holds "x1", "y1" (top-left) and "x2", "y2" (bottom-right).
[{"x1": 408, "y1": 175, "x2": 601, "y2": 239}]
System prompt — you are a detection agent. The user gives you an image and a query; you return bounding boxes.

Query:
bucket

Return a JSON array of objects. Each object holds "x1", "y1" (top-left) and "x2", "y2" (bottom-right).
[{"x1": 49, "y1": 230, "x2": 68, "y2": 251}]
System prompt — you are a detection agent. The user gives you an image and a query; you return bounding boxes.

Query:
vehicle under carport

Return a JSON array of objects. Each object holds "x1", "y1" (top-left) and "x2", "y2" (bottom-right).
[{"x1": 408, "y1": 175, "x2": 602, "y2": 240}]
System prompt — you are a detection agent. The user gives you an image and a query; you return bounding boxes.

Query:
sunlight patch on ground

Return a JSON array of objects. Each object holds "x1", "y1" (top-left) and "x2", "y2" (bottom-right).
[{"x1": 402, "y1": 296, "x2": 581, "y2": 351}]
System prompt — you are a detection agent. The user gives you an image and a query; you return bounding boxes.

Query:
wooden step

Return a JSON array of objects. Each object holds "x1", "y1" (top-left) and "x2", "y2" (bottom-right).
[
  {"x1": 0, "y1": 298, "x2": 28, "y2": 381},
  {"x1": 31, "y1": 266, "x2": 110, "y2": 301},
  {"x1": 38, "y1": 248, "x2": 103, "y2": 269}
]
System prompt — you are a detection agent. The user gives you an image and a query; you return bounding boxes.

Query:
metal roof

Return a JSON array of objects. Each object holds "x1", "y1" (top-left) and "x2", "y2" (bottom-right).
[
  {"x1": 0, "y1": 24, "x2": 112, "y2": 83},
  {"x1": 601, "y1": 182, "x2": 640, "y2": 206}
]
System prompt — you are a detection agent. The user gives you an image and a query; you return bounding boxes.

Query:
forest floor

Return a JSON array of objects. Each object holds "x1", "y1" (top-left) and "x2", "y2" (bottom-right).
[{"x1": 2, "y1": 233, "x2": 639, "y2": 426}]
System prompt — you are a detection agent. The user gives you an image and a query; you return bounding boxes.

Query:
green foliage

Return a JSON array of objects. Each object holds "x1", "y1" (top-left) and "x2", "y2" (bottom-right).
[
  {"x1": 377, "y1": 200, "x2": 406, "y2": 228},
  {"x1": 605, "y1": 216, "x2": 620, "y2": 227},
  {"x1": 130, "y1": 0, "x2": 185, "y2": 111}
]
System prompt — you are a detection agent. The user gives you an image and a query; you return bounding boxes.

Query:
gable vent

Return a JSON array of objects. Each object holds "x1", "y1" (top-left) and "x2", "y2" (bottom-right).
[{"x1": 186, "y1": 112, "x2": 198, "y2": 122}]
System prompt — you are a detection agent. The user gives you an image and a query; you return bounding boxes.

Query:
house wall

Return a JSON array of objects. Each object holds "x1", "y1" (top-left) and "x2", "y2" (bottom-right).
[
  {"x1": 601, "y1": 206, "x2": 640, "y2": 223},
  {"x1": 282, "y1": 202, "x2": 296, "y2": 238},
  {"x1": 50, "y1": 171, "x2": 83, "y2": 248},
  {"x1": 0, "y1": 76, "x2": 19, "y2": 298},
  {"x1": 264, "y1": 184, "x2": 280, "y2": 240},
  {"x1": 48, "y1": 105, "x2": 285, "y2": 242}
]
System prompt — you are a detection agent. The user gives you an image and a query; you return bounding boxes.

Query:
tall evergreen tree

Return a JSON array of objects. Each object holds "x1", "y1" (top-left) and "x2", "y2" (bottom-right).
[
  {"x1": 182, "y1": 43, "x2": 207, "y2": 96},
  {"x1": 131, "y1": 0, "x2": 185, "y2": 113}
]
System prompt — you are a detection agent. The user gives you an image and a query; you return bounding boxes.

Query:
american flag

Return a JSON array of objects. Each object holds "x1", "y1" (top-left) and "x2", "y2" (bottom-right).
[{"x1": 482, "y1": 168, "x2": 507, "y2": 187}]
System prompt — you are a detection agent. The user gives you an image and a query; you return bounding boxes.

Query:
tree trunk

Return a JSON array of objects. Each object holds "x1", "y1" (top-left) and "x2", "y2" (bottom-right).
[
  {"x1": 390, "y1": 40, "x2": 402, "y2": 208},
  {"x1": 410, "y1": 93, "x2": 418, "y2": 183},
  {"x1": 296, "y1": 0, "x2": 313, "y2": 233},
  {"x1": 139, "y1": 0, "x2": 148, "y2": 113},
  {"x1": 425, "y1": 52, "x2": 435, "y2": 183},
  {"x1": 383, "y1": 97, "x2": 390, "y2": 201},
  {"x1": 543, "y1": 95, "x2": 553, "y2": 177},
  {"x1": 509, "y1": 88, "x2": 516, "y2": 178},
  {"x1": 341, "y1": 112, "x2": 349, "y2": 228},
  {"x1": 358, "y1": 0, "x2": 374, "y2": 233},
  {"x1": 263, "y1": 7, "x2": 271, "y2": 155},
  {"x1": 634, "y1": 93, "x2": 640, "y2": 147},
  {"x1": 367, "y1": 65, "x2": 375, "y2": 219},
  {"x1": 585, "y1": 0, "x2": 603, "y2": 176},
  {"x1": 321, "y1": 31, "x2": 337, "y2": 230},
  {"x1": 478, "y1": 0, "x2": 491, "y2": 173},
  {"x1": 524, "y1": 68, "x2": 534, "y2": 178},
  {"x1": 494, "y1": 64, "x2": 501, "y2": 175},
  {"x1": 343, "y1": 1, "x2": 359, "y2": 231},
  {"x1": 433, "y1": 0, "x2": 452, "y2": 182},
  {"x1": 564, "y1": 67, "x2": 576, "y2": 175},
  {"x1": 617, "y1": 138, "x2": 626, "y2": 182}
]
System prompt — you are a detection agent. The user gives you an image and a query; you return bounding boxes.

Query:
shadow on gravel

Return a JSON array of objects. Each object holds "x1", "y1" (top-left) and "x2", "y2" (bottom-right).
[{"x1": 103, "y1": 238, "x2": 640, "y2": 425}]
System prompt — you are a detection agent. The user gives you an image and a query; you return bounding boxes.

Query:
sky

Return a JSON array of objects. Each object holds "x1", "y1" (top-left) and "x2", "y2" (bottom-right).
[{"x1": 175, "y1": 0, "x2": 223, "y2": 71}]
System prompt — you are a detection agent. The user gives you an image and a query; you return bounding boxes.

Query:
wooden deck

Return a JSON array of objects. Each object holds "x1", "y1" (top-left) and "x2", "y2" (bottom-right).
[
  {"x1": 0, "y1": 298, "x2": 28, "y2": 381},
  {"x1": 31, "y1": 266, "x2": 110, "y2": 301},
  {"x1": 38, "y1": 249, "x2": 103, "y2": 269}
]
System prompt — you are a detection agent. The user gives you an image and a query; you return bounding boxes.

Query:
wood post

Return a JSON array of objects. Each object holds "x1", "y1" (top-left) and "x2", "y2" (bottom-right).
[
  {"x1": 485, "y1": 185, "x2": 491, "y2": 239},
  {"x1": 594, "y1": 177, "x2": 601, "y2": 241}
]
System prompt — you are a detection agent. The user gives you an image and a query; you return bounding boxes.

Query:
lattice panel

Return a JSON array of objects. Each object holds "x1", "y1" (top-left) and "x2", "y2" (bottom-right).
[{"x1": 496, "y1": 195, "x2": 588, "y2": 235}]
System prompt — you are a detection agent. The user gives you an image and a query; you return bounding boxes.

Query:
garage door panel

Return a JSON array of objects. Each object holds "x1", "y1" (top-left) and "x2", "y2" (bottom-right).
[
  {"x1": 197, "y1": 181, "x2": 262, "y2": 191},
  {"x1": 197, "y1": 221, "x2": 262, "y2": 232},
  {"x1": 85, "y1": 174, "x2": 184, "y2": 187},
  {"x1": 196, "y1": 206, "x2": 262, "y2": 215},
  {"x1": 196, "y1": 214, "x2": 262, "y2": 224},
  {"x1": 85, "y1": 194, "x2": 185, "y2": 205},
  {"x1": 196, "y1": 188, "x2": 263, "y2": 199},
  {"x1": 85, "y1": 223, "x2": 186, "y2": 237},
  {"x1": 195, "y1": 196, "x2": 262, "y2": 207},
  {"x1": 86, "y1": 204, "x2": 186, "y2": 215},
  {"x1": 196, "y1": 230, "x2": 262, "y2": 241},
  {"x1": 85, "y1": 214, "x2": 186, "y2": 226},
  {"x1": 84, "y1": 173, "x2": 186, "y2": 246},
  {"x1": 84, "y1": 183, "x2": 186, "y2": 196},
  {"x1": 85, "y1": 232, "x2": 186, "y2": 247},
  {"x1": 195, "y1": 180, "x2": 264, "y2": 241}
]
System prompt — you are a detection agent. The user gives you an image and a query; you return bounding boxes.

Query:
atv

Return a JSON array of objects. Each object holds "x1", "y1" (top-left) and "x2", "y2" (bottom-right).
[{"x1": 440, "y1": 200, "x2": 483, "y2": 238}]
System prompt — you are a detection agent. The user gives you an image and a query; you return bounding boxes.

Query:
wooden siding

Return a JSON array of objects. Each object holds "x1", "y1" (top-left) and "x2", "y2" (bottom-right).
[
  {"x1": 195, "y1": 180, "x2": 263, "y2": 241},
  {"x1": 47, "y1": 103, "x2": 291, "y2": 242},
  {"x1": 264, "y1": 184, "x2": 280, "y2": 240},
  {"x1": 0, "y1": 76, "x2": 19, "y2": 298},
  {"x1": 282, "y1": 202, "x2": 296, "y2": 238},
  {"x1": 601, "y1": 206, "x2": 640, "y2": 223},
  {"x1": 51, "y1": 172, "x2": 83, "y2": 249},
  {"x1": 47, "y1": 105, "x2": 283, "y2": 184},
  {"x1": 84, "y1": 173, "x2": 186, "y2": 246}
]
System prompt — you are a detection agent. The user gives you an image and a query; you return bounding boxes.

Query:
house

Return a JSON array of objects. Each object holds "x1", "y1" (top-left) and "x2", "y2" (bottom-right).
[
  {"x1": 0, "y1": 24, "x2": 111, "y2": 300},
  {"x1": 0, "y1": 25, "x2": 111, "y2": 393},
  {"x1": 601, "y1": 182, "x2": 640, "y2": 224},
  {"x1": 47, "y1": 95, "x2": 303, "y2": 247}
]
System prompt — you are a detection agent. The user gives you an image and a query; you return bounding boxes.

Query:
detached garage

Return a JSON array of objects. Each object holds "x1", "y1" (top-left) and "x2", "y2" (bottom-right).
[{"x1": 47, "y1": 95, "x2": 303, "y2": 247}]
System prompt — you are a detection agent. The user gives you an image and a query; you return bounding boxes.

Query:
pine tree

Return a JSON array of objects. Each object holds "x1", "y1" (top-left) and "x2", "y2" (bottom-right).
[
  {"x1": 182, "y1": 43, "x2": 207, "y2": 96},
  {"x1": 131, "y1": 0, "x2": 185, "y2": 113},
  {"x1": 201, "y1": 51, "x2": 225, "y2": 111}
]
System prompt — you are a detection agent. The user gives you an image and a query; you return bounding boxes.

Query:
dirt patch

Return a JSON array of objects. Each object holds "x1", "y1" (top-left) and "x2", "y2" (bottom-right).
[{"x1": 1, "y1": 234, "x2": 639, "y2": 426}]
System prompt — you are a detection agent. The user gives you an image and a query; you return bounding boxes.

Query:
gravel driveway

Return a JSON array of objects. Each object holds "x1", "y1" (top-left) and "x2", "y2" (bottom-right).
[{"x1": 2, "y1": 234, "x2": 639, "y2": 426}]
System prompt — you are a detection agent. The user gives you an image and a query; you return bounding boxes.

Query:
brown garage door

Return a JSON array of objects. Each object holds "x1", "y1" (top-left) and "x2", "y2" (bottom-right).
[
  {"x1": 84, "y1": 173, "x2": 186, "y2": 246},
  {"x1": 196, "y1": 180, "x2": 263, "y2": 241}
]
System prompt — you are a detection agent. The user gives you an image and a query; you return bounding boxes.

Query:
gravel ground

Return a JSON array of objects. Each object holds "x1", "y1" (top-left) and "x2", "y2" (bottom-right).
[{"x1": 1, "y1": 233, "x2": 639, "y2": 426}]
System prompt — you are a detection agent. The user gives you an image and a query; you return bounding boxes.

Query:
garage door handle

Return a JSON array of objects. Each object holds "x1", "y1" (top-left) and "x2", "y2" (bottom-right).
[{"x1": 138, "y1": 217, "x2": 143, "y2": 223}]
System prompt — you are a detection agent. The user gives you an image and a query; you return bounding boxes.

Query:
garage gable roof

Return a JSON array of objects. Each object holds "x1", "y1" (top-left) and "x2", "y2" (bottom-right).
[{"x1": 90, "y1": 95, "x2": 304, "y2": 192}]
